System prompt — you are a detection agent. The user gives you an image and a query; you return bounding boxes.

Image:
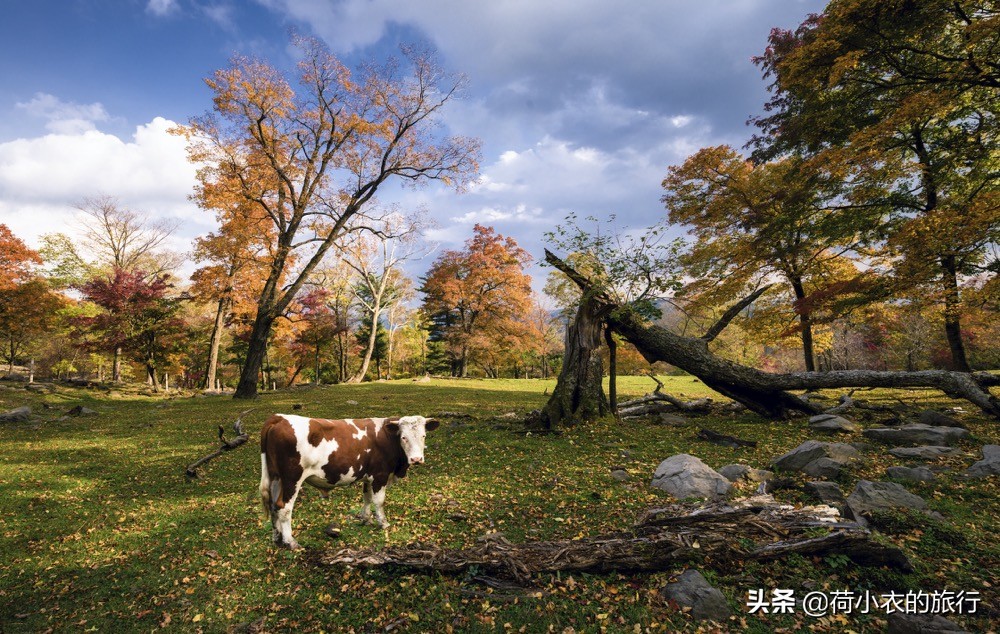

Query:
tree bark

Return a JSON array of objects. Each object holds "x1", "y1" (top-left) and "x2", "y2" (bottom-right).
[
  {"x1": 605, "y1": 325, "x2": 618, "y2": 417},
  {"x1": 790, "y1": 276, "x2": 816, "y2": 372},
  {"x1": 204, "y1": 296, "x2": 228, "y2": 390},
  {"x1": 941, "y1": 254, "x2": 971, "y2": 372},
  {"x1": 538, "y1": 292, "x2": 611, "y2": 428},
  {"x1": 234, "y1": 311, "x2": 274, "y2": 399},
  {"x1": 112, "y1": 347, "x2": 122, "y2": 382},
  {"x1": 543, "y1": 250, "x2": 1000, "y2": 421},
  {"x1": 348, "y1": 300, "x2": 381, "y2": 383}
]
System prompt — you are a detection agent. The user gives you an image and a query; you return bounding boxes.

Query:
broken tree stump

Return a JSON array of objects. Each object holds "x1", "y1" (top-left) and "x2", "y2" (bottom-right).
[{"x1": 318, "y1": 497, "x2": 911, "y2": 582}]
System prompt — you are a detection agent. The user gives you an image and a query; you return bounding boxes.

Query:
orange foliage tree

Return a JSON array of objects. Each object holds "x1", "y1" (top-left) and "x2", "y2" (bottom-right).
[
  {"x1": 176, "y1": 36, "x2": 480, "y2": 398},
  {"x1": 420, "y1": 225, "x2": 533, "y2": 377}
]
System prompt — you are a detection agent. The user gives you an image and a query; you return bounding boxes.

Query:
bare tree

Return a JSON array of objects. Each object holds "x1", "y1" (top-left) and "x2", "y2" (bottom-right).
[
  {"x1": 77, "y1": 195, "x2": 182, "y2": 277},
  {"x1": 341, "y1": 216, "x2": 425, "y2": 383}
]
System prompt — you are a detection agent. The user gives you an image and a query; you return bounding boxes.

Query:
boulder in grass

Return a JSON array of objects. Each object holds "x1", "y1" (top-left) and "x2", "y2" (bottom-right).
[
  {"x1": 887, "y1": 612, "x2": 969, "y2": 634},
  {"x1": 659, "y1": 569, "x2": 731, "y2": 623},
  {"x1": 863, "y1": 424, "x2": 968, "y2": 447},
  {"x1": 66, "y1": 405, "x2": 99, "y2": 417},
  {"x1": 717, "y1": 464, "x2": 773, "y2": 484},
  {"x1": 917, "y1": 410, "x2": 966, "y2": 429},
  {"x1": 965, "y1": 445, "x2": 1000, "y2": 478},
  {"x1": 885, "y1": 466, "x2": 936, "y2": 482},
  {"x1": 0, "y1": 406, "x2": 31, "y2": 423},
  {"x1": 888, "y1": 446, "x2": 961, "y2": 460},
  {"x1": 804, "y1": 481, "x2": 847, "y2": 508},
  {"x1": 845, "y1": 480, "x2": 927, "y2": 525},
  {"x1": 808, "y1": 414, "x2": 861, "y2": 434},
  {"x1": 771, "y1": 440, "x2": 861, "y2": 478},
  {"x1": 651, "y1": 454, "x2": 732, "y2": 500}
]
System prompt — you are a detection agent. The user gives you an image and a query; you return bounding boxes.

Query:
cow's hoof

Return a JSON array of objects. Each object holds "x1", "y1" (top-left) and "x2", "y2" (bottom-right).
[
  {"x1": 284, "y1": 540, "x2": 301, "y2": 550},
  {"x1": 355, "y1": 513, "x2": 372, "y2": 525},
  {"x1": 376, "y1": 521, "x2": 390, "y2": 529}
]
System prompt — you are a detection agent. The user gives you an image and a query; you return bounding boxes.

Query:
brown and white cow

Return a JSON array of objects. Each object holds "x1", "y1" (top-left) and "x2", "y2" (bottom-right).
[{"x1": 259, "y1": 413, "x2": 439, "y2": 549}]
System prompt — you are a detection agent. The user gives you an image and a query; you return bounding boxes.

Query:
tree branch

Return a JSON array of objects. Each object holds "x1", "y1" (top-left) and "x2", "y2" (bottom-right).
[{"x1": 701, "y1": 283, "x2": 774, "y2": 343}]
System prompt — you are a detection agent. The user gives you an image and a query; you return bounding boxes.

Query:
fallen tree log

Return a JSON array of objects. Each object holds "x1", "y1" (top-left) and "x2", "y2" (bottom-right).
[
  {"x1": 543, "y1": 250, "x2": 1000, "y2": 421},
  {"x1": 184, "y1": 409, "x2": 253, "y2": 478},
  {"x1": 318, "y1": 497, "x2": 912, "y2": 582}
]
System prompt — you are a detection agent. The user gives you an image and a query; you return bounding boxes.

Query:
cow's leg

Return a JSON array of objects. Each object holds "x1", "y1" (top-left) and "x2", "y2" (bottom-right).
[
  {"x1": 372, "y1": 483, "x2": 389, "y2": 529},
  {"x1": 356, "y1": 479, "x2": 374, "y2": 524},
  {"x1": 269, "y1": 478, "x2": 283, "y2": 545},
  {"x1": 274, "y1": 477, "x2": 303, "y2": 549}
]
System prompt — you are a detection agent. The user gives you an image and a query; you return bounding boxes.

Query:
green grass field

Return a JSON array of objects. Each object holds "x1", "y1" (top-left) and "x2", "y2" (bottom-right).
[{"x1": 0, "y1": 376, "x2": 997, "y2": 633}]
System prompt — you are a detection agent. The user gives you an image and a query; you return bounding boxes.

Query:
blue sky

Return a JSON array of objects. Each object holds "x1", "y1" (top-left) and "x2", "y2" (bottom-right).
[{"x1": 0, "y1": 0, "x2": 825, "y2": 286}]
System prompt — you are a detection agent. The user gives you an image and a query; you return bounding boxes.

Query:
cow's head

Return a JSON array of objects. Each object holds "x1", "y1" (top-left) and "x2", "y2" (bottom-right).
[{"x1": 385, "y1": 416, "x2": 439, "y2": 465}]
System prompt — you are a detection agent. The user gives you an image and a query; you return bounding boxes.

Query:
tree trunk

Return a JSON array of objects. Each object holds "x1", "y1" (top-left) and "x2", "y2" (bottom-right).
[
  {"x1": 204, "y1": 296, "x2": 228, "y2": 390},
  {"x1": 112, "y1": 347, "x2": 122, "y2": 382},
  {"x1": 349, "y1": 303, "x2": 381, "y2": 383},
  {"x1": 146, "y1": 363, "x2": 160, "y2": 392},
  {"x1": 543, "y1": 250, "x2": 1000, "y2": 421},
  {"x1": 234, "y1": 311, "x2": 274, "y2": 399},
  {"x1": 538, "y1": 293, "x2": 611, "y2": 428},
  {"x1": 314, "y1": 343, "x2": 322, "y2": 385},
  {"x1": 941, "y1": 255, "x2": 971, "y2": 372},
  {"x1": 605, "y1": 325, "x2": 618, "y2": 417},
  {"x1": 790, "y1": 276, "x2": 816, "y2": 372}
]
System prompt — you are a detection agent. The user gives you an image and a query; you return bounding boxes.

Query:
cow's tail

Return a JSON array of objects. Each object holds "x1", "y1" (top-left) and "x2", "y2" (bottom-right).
[{"x1": 259, "y1": 420, "x2": 280, "y2": 518}]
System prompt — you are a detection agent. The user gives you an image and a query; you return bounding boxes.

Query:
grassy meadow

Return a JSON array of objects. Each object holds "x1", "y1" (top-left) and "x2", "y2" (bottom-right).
[{"x1": 0, "y1": 376, "x2": 997, "y2": 633}]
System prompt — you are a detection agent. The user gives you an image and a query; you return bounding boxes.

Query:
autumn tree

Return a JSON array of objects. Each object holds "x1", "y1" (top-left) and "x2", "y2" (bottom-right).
[
  {"x1": 420, "y1": 224, "x2": 533, "y2": 377},
  {"x1": 0, "y1": 226, "x2": 64, "y2": 375},
  {"x1": 384, "y1": 275, "x2": 416, "y2": 379},
  {"x1": 751, "y1": 0, "x2": 1000, "y2": 371},
  {"x1": 78, "y1": 269, "x2": 186, "y2": 391},
  {"x1": 339, "y1": 217, "x2": 423, "y2": 383},
  {"x1": 662, "y1": 147, "x2": 872, "y2": 371},
  {"x1": 190, "y1": 181, "x2": 274, "y2": 390},
  {"x1": 176, "y1": 36, "x2": 480, "y2": 399},
  {"x1": 292, "y1": 287, "x2": 347, "y2": 385},
  {"x1": 0, "y1": 224, "x2": 43, "y2": 291}
]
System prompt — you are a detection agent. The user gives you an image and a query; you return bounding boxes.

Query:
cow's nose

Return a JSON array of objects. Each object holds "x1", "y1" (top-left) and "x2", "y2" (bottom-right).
[{"x1": 410, "y1": 457, "x2": 423, "y2": 465}]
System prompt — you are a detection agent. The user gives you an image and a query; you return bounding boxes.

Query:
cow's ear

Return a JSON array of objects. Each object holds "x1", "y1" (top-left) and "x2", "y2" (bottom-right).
[
  {"x1": 424, "y1": 418, "x2": 439, "y2": 432},
  {"x1": 385, "y1": 421, "x2": 400, "y2": 435}
]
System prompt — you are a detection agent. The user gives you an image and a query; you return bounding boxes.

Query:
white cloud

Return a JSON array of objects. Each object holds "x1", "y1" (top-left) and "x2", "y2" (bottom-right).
[
  {"x1": 0, "y1": 115, "x2": 209, "y2": 277},
  {"x1": 146, "y1": 0, "x2": 179, "y2": 16},
  {"x1": 16, "y1": 93, "x2": 111, "y2": 134}
]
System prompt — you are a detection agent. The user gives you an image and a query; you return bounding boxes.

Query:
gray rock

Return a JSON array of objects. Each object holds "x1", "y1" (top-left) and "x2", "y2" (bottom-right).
[
  {"x1": 717, "y1": 464, "x2": 774, "y2": 484},
  {"x1": 0, "y1": 406, "x2": 31, "y2": 422},
  {"x1": 802, "y1": 457, "x2": 850, "y2": 479},
  {"x1": 658, "y1": 413, "x2": 689, "y2": 426},
  {"x1": 917, "y1": 409, "x2": 965, "y2": 429},
  {"x1": 66, "y1": 405, "x2": 99, "y2": 417},
  {"x1": 771, "y1": 440, "x2": 861, "y2": 477},
  {"x1": 718, "y1": 464, "x2": 750, "y2": 482},
  {"x1": 610, "y1": 469, "x2": 630, "y2": 482},
  {"x1": 846, "y1": 480, "x2": 927, "y2": 524},
  {"x1": 886, "y1": 612, "x2": 969, "y2": 634},
  {"x1": 659, "y1": 569, "x2": 731, "y2": 622},
  {"x1": 964, "y1": 444, "x2": 1000, "y2": 478},
  {"x1": 863, "y1": 424, "x2": 968, "y2": 447},
  {"x1": 889, "y1": 446, "x2": 961, "y2": 460},
  {"x1": 651, "y1": 454, "x2": 732, "y2": 500},
  {"x1": 804, "y1": 481, "x2": 846, "y2": 507},
  {"x1": 808, "y1": 414, "x2": 861, "y2": 434},
  {"x1": 885, "y1": 466, "x2": 936, "y2": 482}
]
